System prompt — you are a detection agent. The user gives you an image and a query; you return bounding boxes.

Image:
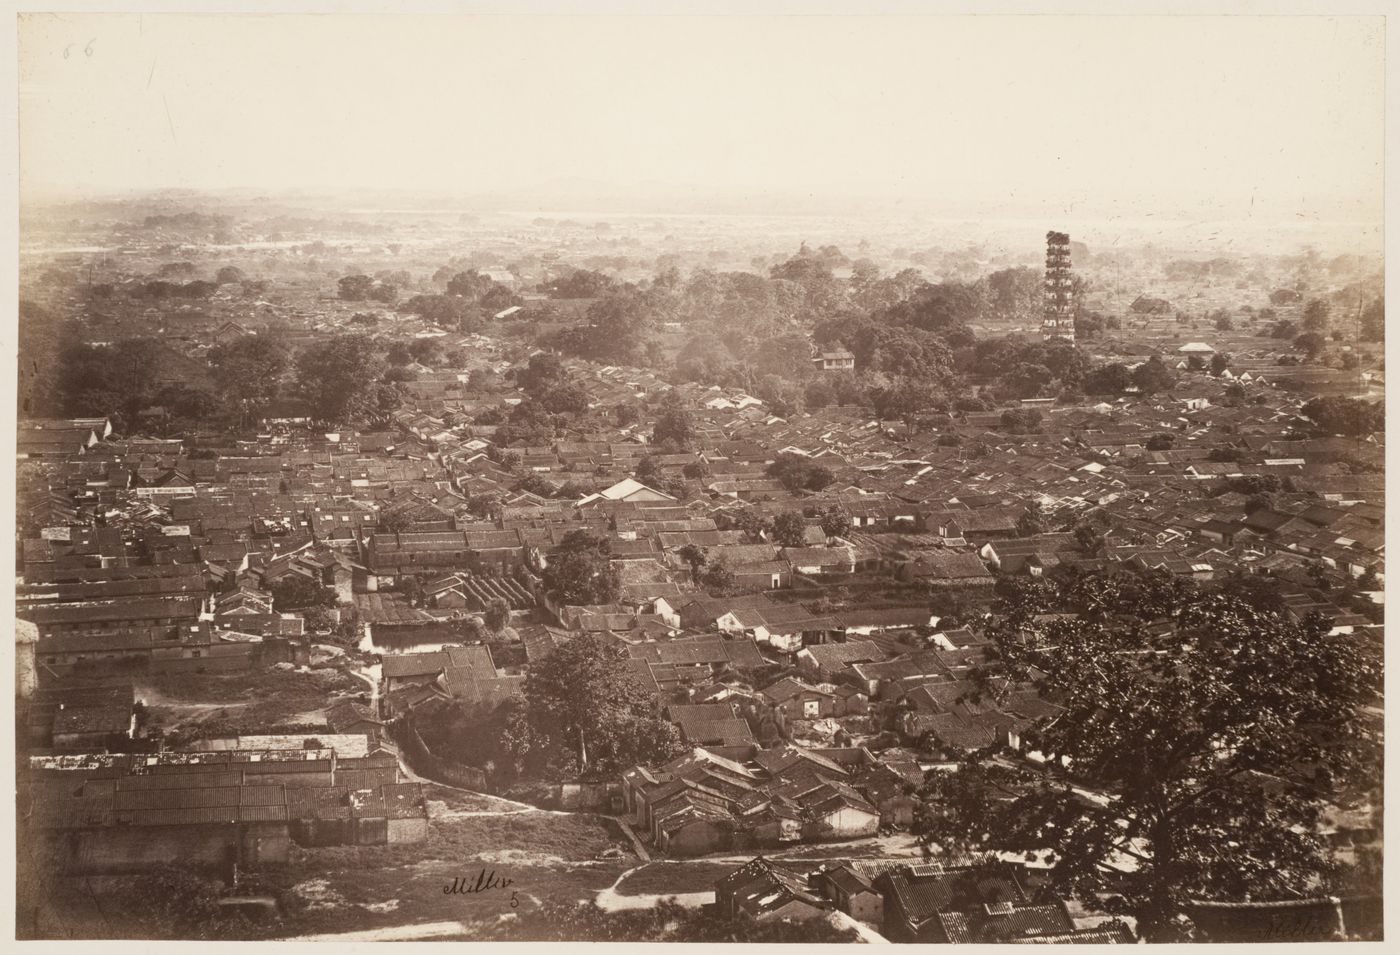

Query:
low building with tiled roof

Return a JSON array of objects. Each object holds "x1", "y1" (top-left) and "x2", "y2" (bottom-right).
[{"x1": 716, "y1": 856, "x2": 829, "y2": 921}]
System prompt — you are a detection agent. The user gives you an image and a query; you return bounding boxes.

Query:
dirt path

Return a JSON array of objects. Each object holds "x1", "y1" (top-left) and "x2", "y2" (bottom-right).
[
  {"x1": 594, "y1": 866, "x2": 713, "y2": 912},
  {"x1": 412, "y1": 776, "x2": 559, "y2": 815},
  {"x1": 348, "y1": 661, "x2": 382, "y2": 705},
  {"x1": 154, "y1": 700, "x2": 248, "y2": 712},
  {"x1": 133, "y1": 682, "x2": 246, "y2": 711},
  {"x1": 427, "y1": 802, "x2": 548, "y2": 819}
]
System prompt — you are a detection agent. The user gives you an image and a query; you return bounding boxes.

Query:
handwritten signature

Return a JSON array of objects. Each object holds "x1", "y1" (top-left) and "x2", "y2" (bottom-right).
[{"x1": 443, "y1": 869, "x2": 518, "y2": 908}]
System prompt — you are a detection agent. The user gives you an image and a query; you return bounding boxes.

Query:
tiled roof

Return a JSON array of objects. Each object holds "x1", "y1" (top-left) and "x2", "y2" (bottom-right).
[
  {"x1": 674, "y1": 717, "x2": 755, "y2": 745},
  {"x1": 381, "y1": 651, "x2": 448, "y2": 679},
  {"x1": 882, "y1": 862, "x2": 1028, "y2": 929},
  {"x1": 799, "y1": 640, "x2": 886, "y2": 672},
  {"x1": 939, "y1": 902, "x2": 1075, "y2": 944}
]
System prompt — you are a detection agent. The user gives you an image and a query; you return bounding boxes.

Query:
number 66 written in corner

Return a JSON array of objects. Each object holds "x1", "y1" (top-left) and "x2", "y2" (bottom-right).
[{"x1": 62, "y1": 39, "x2": 95, "y2": 59}]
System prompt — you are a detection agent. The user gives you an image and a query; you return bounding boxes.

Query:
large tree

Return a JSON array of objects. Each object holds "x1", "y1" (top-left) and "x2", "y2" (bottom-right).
[
  {"x1": 517, "y1": 352, "x2": 565, "y2": 394},
  {"x1": 1000, "y1": 362, "x2": 1055, "y2": 400},
  {"x1": 767, "y1": 452, "x2": 835, "y2": 493},
  {"x1": 338, "y1": 274, "x2": 375, "y2": 301},
  {"x1": 869, "y1": 380, "x2": 938, "y2": 424},
  {"x1": 1083, "y1": 362, "x2": 1133, "y2": 396},
  {"x1": 1300, "y1": 396, "x2": 1384, "y2": 437},
  {"x1": 60, "y1": 337, "x2": 167, "y2": 427},
  {"x1": 544, "y1": 289, "x2": 655, "y2": 365},
  {"x1": 816, "y1": 505, "x2": 851, "y2": 540},
  {"x1": 769, "y1": 250, "x2": 847, "y2": 317},
  {"x1": 507, "y1": 633, "x2": 683, "y2": 776},
  {"x1": 843, "y1": 323, "x2": 956, "y2": 384},
  {"x1": 1302, "y1": 298, "x2": 1331, "y2": 332},
  {"x1": 18, "y1": 300, "x2": 67, "y2": 418},
  {"x1": 207, "y1": 334, "x2": 289, "y2": 423},
  {"x1": 750, "y1": 334, "x2": 817, "y2": 381},
  {"x1": 535, "y1": 383, "x2": 590, "y2": 416},
  {"x1": 270, "y1": 576, "x2": 337, "y2": 612},
  {"x1": 1014, "y1": 499, "x2": 1049, "y2": 535},
  {"x1": 916, "y1": 588, "x2": 1381, "y2": 941},
  {"x1": 542, "y1": 531, "x2": 621, "y2": 606},
  {"x1": 1131, "y1": 355, "x2": 1177, "y2": 395},
  {"x1": 1359, "y1": 298, "x2": 1383, "y2": 343},
  {"x1": 772, "y1": 511, "x2": 807, "y2": 547},
  {"x1": 585, "y1": 290, "x2": 654, "y2": 363},
  {"x1": 675, "y1": 544, "x2": 707, "y2": 582},
  {"x1": 401, "y1": 293, "x2": 473, "y2": 329},
  {"x1": 545, "y1": 268, "x2": 616, "y2": 299},
  {"x1": 483, "y1": 597, "x2": 511, "y2": 634},
  {"x1": 1292, "y1": 332, "x2": 1327, "y2": 361},
  {"x1": 650, "y1": 395, "x2": 694, "y2": 449},
  {"x1": 152, "y1": 383, "x2": 220, "y2": 431},
  {"x1": 877, "y1": 281, "x2": 979, "y2": 346},
  {"x1": 445, "y1": 269, "x2": 495, "y2": 301},
  {"x1": 981, "y1": 266, "x2": 1043, "y2": 324},
  {"x1": 293, "y1": 333, "x2": 386, "y2": 423}
]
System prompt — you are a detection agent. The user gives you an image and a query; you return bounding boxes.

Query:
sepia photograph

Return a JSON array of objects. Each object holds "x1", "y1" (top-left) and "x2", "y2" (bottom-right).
[{"x1": 9, "y1": 6, "x2": 1388, "y2": 945}]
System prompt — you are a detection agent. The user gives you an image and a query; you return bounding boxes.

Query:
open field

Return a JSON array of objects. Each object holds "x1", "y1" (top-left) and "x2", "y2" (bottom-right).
[{"x1": 137, "y1": 666, "x2": 365, "y2": 736}]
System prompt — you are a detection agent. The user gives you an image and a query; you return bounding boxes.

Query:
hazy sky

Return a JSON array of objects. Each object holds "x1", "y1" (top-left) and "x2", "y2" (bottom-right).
[{"x1": 18, "y1": 13, "x2": 1385, "y2": 219}]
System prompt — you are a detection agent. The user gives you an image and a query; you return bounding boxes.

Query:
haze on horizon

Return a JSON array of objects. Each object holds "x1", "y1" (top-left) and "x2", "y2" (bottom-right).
[{"x1": 18, "y1": 13, "x2": 1384, "y2": 225}]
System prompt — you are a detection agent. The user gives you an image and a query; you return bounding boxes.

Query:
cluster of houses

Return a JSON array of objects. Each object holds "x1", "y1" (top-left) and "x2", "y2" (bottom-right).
[
  {"x1": 17, "y1": 353, "x2": 1380, "y2": 695},
  {"x1": 621, "y1": 745, "x2": 921, "y2": 857},
  {"x1": 714, "y1": 856, "x2": 1139, "y2": 943},
  {"x1": 711, "y1": 853, "x2": 1381, "y2": 943}
]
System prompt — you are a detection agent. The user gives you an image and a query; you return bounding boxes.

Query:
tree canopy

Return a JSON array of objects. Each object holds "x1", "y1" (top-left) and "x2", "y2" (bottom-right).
[
  {"x1": 207, "y1": 334, "x2": 289, "y2": 421},
  {"x1": 650, "y1": 396, "x2": 695, "y2": 449},
  {"x1": 505, "y1": 633, "x2": 683, "y2": 777},
  {"x1": 270, "y1": 576, "x2": 337, "y2": 612},
  {"x1": 816, "y1": 505, "x2": 852, "y2": 539},
  {"x1": 293, "y1": 333, "x2": 389, "y2": 423},
  {"x1": 772, "y1": 511, "x2": 807, "y2": 547},
  {"x1": 517, "y1": 352, "x2": 566, "y2": 394},
  {"x1": 767, "y1": 452, "x2": 835, "y2": 493},
  {"x1": 1014, "y1": 500, "x2": 1049, "y2": 535},
  {"x1": 916, "y1": 582, "x2": 1381, "y2": 941},
  {"x1": 1300, "y1": 397, "x2": 1384, "y2": 436},
  {"x1": 544, "y1": 268, "x2": 616, "y2": 299},
  {"x1": 1359, "y1": 299, "x2": 1383, "y2": 343},
  {"x1": 1083, "y1": 362, "x2": 1134, "y2": 396},
  {"x1": 401, "y1": 293, "x2": 474, "y2": 329},
  {"x1": 542, "y1": 531, "x2": 621, "y2": 606},
  {"x1": 1131, "y1": 355, "x2": 1178, "y2": 395},
  {"x1": 58, "y1": 337, "x2": 170, "y2": 428}
]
